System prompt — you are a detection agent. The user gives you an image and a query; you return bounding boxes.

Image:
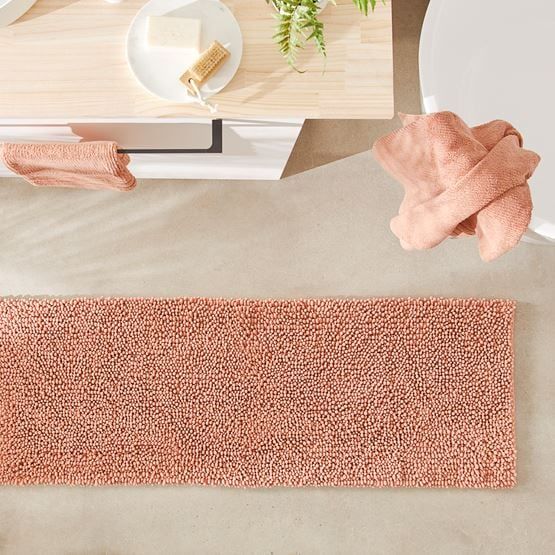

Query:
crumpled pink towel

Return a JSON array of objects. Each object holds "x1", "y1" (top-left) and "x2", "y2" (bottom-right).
[
  {"x1": 372, "y1": 111, "x2": 541, "y2": 261},
  {"x1": 1, "y1": 142, "x2": 136, "y2": 191}
]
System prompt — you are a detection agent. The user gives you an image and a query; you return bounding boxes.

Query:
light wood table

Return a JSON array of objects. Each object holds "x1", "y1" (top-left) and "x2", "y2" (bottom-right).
[{"x1": 0, "y1": 0, "x2": 393, "y2": 119}]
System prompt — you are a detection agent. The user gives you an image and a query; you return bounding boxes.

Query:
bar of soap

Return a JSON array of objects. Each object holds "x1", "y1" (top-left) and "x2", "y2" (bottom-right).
[{"x1": 147, "y1": 16, "x2": 201, "y2": 52}]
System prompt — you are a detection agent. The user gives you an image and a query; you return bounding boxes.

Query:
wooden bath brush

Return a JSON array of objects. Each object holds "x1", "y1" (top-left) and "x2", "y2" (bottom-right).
[{"x1": 180, "y1": 41, "x2": 230, "y2": 112}]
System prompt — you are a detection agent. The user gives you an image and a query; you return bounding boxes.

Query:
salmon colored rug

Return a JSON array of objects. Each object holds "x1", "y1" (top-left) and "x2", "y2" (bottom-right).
[{"x1": 0, "y1": 297, "x2": 516, "y2": 488}]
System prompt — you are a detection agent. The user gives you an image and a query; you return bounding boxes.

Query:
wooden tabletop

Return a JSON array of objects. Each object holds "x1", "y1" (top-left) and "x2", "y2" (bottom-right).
[{"x1": 0, "y1": 0, "x2": 393, "y2": 119}]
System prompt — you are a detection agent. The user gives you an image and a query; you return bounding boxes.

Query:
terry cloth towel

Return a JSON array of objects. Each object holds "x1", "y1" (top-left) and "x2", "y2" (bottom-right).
[
  {"x1": 372, "y1": 112, "x2": 541, "y2": 261},
  {"x1": 0, "y1": 297, "x2": 516, "y2": 488},
  {"x1": 1, "y1": 142, "x2": 136, "y2": 191}
]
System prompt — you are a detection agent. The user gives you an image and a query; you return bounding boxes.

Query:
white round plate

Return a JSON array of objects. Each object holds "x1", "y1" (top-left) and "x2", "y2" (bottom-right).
[
  {"x1": 419, "y1": 0, "x2": 555, "y2": 243},
  {"x1": 0, "y1": 0, "x2": 38, "y2": 27},
  {"x1": 126, "y1": 0, "x2": 243, "y2": 103}
]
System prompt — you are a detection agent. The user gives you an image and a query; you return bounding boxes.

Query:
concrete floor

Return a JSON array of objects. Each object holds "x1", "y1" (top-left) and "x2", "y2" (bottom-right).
[{"x1": 1, "y1": 0, "x2": 555, "y2": 553}]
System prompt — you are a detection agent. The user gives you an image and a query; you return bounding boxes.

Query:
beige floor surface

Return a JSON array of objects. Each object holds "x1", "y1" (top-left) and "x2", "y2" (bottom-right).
[{"x1": 1, "y1": 0, "x2": 554, "y2": 553}]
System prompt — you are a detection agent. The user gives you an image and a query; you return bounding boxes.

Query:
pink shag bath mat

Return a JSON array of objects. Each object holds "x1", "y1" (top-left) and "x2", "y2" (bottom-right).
[{"x1": 0, "y1": 297, "x2": 516, "y2": 488}]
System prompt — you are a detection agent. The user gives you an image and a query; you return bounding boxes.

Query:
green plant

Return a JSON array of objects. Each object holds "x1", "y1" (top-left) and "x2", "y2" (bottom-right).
[
  {"x1": 266, "y1": 0, "x2": 385, "y2": 70},
  {"x1": 352, "y1": 0, "x2": 381, "y2": 16}
]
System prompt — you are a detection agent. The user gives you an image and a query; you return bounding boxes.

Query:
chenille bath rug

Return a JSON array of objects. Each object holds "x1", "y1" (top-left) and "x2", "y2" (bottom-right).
[{"x1": 0, "y1": 297, "x2": 516, "y2": 488}]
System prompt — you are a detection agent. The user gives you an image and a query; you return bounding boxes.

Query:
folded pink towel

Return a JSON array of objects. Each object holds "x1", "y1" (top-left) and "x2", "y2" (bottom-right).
[
  {"x1": 372, "y1": 112, "x2": 541, "y2": 261},
  {"x1": 1, "y1": 142, "x2": 136, "y2": 191}
]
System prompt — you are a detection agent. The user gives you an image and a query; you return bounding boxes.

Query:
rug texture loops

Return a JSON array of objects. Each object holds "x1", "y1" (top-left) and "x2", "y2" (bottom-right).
[{"x1": 0, "y1": 297, "x2": 516, "y2": 488}]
